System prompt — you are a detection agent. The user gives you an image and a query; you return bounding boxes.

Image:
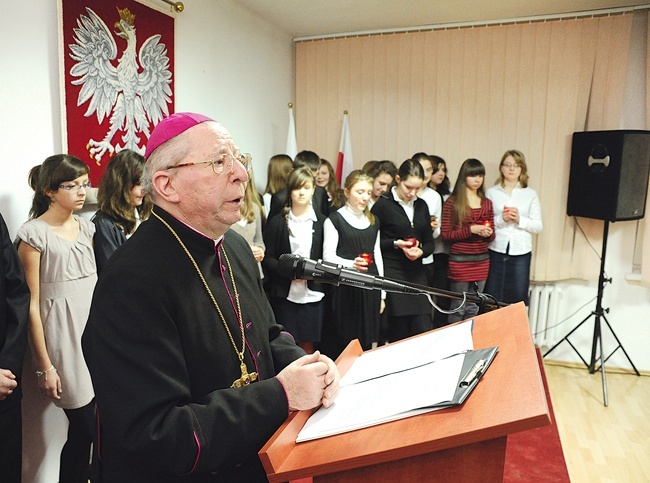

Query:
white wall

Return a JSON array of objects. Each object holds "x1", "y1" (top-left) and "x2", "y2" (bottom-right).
[
  {"x1": 543, "y1": 223, "x2": 650, "y2": 374},
  {"x1": 539, "y1": 12, "x2": 650, "y2": 375},
  {"x1": 1, "y1": 1, "x2": 294, "y2": 480}
]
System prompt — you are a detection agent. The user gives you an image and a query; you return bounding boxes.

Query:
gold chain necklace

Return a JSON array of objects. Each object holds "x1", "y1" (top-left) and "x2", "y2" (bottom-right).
[{"x1": 152, "y1": 210, "x2": 258, "y2": 388}]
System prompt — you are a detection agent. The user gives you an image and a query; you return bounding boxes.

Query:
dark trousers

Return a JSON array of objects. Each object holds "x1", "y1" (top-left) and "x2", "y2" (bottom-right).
[
  {"x1": 0, "y1": 400, "x2": 22, "y2": 483},
  {"x1": 60, "y1": 401, "x2": 95, "y2": 483},
  {"x1": 431, "y1": 253, "x2": 450, "y2": 327},
  {"x1": 485, "y1": 250, "x2": 532, "y2": 305},
  {"x1": 448, "y1": 280, "x2": 486, "y2": 323},
  {"x1": 388, "y1": 314, "x2": 432, "y2": 343}
]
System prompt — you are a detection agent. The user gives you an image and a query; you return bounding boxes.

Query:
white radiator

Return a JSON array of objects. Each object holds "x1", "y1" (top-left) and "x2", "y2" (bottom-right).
[{"x1": 528, "y1": 283, "x2": 561, "y2": 347}]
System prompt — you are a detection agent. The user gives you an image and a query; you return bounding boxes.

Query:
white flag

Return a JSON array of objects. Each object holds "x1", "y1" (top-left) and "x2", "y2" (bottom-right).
[
  {"x1": 286, "y1": 104, "x2": 298, "y2": 159},
  {"x1": 336, "y1": 111, "x2": 353, "y2": 184}
]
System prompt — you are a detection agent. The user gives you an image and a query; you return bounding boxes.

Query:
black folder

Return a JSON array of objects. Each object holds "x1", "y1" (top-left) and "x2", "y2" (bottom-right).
[{"x1": 431, "y1": 346, "x2": 499, "y2": 408}]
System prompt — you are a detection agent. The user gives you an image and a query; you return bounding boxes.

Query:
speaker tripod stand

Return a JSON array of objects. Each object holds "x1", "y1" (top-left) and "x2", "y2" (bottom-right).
[{"x1": 544, "y1": 220, "x2": 639, "y2": 406}]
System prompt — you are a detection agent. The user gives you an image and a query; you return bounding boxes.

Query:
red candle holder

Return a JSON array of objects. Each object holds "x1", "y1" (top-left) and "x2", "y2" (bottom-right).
[
  {"x1": 404, "y1": 237, "x2": 418, "y2": 248},
  {"x1": 359, "y1": 252, "x2": 373, "y2": 266}
]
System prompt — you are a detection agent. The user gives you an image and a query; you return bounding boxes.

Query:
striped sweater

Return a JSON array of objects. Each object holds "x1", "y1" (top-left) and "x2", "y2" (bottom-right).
[{"x1": 441, "y1": 196, "x2": 495, "y2": 282}]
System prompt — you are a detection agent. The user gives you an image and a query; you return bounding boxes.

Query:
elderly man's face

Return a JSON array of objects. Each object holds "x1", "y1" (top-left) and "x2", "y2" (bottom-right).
[{"x1": 171, "y1": 122, "x2": 249, "y2": 237}]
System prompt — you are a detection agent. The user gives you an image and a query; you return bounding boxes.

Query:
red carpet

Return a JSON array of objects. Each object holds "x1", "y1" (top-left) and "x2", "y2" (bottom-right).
[
  {"x1": 290, "y1": 349, "x2": 569, "y2": 482},
  {"x1": 503, "y1": 349, "x2": 570, "y2": 482}
]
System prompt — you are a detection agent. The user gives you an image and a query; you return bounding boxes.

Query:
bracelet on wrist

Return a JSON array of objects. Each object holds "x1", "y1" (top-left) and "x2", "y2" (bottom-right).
[{"x1": 35, "y1": 365, "x2": 57, "y2": 381}]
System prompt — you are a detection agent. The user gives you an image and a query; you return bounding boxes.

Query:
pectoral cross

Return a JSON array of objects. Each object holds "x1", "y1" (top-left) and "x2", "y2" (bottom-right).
[{"x1": 231, "y1": 362, "x2": 259, "y2": 388}]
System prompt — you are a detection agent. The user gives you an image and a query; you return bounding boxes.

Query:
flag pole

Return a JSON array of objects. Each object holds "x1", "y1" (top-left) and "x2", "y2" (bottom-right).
[
  {"x1": 336, "y1": 110, "x2": 353, "y2": 185},
  {"x1": 286, "y1": 103, "x2": 298, "y2": 159}
]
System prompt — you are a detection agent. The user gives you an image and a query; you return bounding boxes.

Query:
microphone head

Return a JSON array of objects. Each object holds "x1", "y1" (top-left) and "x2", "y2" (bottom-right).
[{"x1": 277, "y1": 253, "x2": 303, "y2": 279}]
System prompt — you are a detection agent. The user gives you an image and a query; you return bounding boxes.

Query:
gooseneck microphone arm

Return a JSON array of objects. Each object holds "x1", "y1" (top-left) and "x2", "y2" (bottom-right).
[{"x1": 276, "y1": 254, "x2": 508, "y2": 312}]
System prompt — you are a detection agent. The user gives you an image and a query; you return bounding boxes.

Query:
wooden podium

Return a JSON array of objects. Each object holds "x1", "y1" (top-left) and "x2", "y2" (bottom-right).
[{"x1": 260, "y1": 302, "x2": 550, "y2": 482}]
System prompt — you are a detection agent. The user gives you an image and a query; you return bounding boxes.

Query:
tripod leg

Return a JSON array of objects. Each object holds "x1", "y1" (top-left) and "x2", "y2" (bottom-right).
[
  {"x1": 601, "y1": 314, "x2": 641, "y2": 376},
  {"x1": 598, "y1": 319, "x2": 608, "y2": 407},
  {"x1": 588, "y1": 312, "x2": 601, "y2": 374},
  {"x1": 543, "y1": 312, "x2": 591, "y2": 358}
]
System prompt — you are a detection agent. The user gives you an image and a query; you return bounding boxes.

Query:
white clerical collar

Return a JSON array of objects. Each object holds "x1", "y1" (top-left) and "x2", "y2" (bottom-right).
[{"x1": 174, "y1": 215, "x2": 224, "y2": 247}]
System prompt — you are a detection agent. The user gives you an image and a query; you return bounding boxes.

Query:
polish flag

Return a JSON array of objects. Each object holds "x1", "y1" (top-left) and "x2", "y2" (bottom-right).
[
  {"x1": 336, "y1": 111, "x2": 353, "y2": 185},
  {"x1": 286, "y1": 103, "x2": 298, "y2": 159}
]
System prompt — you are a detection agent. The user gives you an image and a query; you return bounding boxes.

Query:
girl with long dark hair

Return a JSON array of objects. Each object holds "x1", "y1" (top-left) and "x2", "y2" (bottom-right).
[
  {"x1": 441, "y1": 158, "x2": 495, "y2": 323},
  {"x1": 93, "y1": 149, "x2": 152, "y2": 272}
]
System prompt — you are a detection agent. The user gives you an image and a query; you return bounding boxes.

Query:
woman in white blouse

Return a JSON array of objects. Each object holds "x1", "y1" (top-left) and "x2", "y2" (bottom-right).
[
  {"x1": 485, "y1": 150, "x2": 543, "y2": 304},
  {"x1": 263, "y1": 167, "x2": 326, "y2": 353}
]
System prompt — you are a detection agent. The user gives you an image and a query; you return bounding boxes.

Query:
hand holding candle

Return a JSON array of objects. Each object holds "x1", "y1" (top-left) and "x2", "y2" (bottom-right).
[
  {"x1": 483, "y1": 220, "x2": 493, "y2": 237},
  {"x1": 360, "y1": 252, "x2": 373, "y2": 265},
  {"x1": 473, "y1": 220, "x2": 493, "y2": 237},
  {"x1": 401, "y1": 238, "x2": 423, "y2": 261},
  {"x1": 503, "y1": 206, "x2": 519, "y2": 223},
  {"x1": 403, "y1": 237, "x2": 418, "y2": 248},
  {"x1": 355, "y1": 253, "x2": 373, "y2": 272},
  {"x1": 430, "y1": 215, "x2": 438, "y2": 230}
]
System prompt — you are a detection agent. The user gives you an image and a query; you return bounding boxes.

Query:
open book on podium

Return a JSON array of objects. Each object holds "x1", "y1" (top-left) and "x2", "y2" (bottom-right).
[
  {"x1": 297, "y1": 320, "x2": 498, "y2": 442},
  {"x1": 260, "y1": 303, "x2": 550, "y2": 483}
]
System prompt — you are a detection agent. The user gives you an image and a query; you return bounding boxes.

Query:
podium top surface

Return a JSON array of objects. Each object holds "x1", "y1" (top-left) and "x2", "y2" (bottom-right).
[{"x1": 259, "y1": 302, "x2": 550, "y2": 482}]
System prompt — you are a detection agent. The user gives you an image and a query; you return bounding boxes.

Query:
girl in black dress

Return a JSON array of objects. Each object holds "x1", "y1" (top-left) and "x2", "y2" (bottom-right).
[
  {"x1": 371, "y1": 159, "x2": 434, "y2": 342},
  {"x1": 321, "y1": 170, "x2": 384, "y2": 357}
]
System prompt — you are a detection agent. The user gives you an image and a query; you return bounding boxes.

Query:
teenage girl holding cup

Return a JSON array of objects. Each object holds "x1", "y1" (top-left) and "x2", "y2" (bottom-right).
[
  {"x1": 371, "y1": 159, "x2": 434, "y2": 342},
  {"x1": 322, "y1": 170, "x2": 384, "y2": 357},
  {"x1": 441, "y1": 158, "x2": 495, "y2": 323}
]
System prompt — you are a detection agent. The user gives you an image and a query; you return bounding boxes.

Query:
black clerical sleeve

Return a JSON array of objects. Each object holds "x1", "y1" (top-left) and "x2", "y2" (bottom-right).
[
  {"x1": 0, "y1": 214, "x2": 29, "y2": 384},
  {"x1": 83, "y1": 209, "x2": 304, "y2": 481}
]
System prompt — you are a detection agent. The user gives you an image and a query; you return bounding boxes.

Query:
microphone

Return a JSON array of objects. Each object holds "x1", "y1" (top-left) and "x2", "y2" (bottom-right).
[{"x1": 277, "y1": 254, "x2": 420, "y2": 294}]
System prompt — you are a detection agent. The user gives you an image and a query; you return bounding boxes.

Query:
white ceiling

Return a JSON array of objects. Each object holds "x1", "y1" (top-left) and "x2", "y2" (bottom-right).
[{"x1": 236, "y1": 0, "x2": 648, "y2": 39}]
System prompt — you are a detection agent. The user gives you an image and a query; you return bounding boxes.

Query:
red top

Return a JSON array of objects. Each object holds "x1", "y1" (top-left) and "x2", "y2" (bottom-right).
[{"x1": 441, "y1": 197, "x2": 495, "y2": 282}]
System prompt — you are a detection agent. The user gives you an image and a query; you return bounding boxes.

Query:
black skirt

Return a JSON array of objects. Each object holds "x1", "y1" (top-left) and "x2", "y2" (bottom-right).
[{"x1": 270, "y1": 297, "x2": 324, "y2": 343}]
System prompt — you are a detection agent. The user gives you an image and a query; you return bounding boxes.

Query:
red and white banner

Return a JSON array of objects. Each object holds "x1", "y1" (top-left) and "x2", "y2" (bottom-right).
[
  {"x1": 286, "y1": 104, "x2": 298, "y2": 159},
  {"x1": 336, "y1": 111, "x2": 354, "y2": 185},
  {"x1": 60, "y1": 0, "x2": 175, "y2": 184}
]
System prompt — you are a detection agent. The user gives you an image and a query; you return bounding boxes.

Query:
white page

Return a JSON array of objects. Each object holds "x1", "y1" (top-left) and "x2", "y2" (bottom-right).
[
  {"x1": 340, "y1": 319, "x2": 474, "y2": 387},
  {"x1": 297, "y1": 353, "x2": 465, "y2": 442}
]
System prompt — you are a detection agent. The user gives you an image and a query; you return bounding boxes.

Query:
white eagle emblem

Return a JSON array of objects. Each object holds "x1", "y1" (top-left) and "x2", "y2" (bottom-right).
[{"x1": 69, "y1": 7, "x2": 172, "y2": 164}]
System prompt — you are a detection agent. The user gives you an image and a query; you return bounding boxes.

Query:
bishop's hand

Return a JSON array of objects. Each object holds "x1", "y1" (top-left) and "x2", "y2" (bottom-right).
[{"x1": 276, "y1": 351, "x2": 330, "y2": 411}]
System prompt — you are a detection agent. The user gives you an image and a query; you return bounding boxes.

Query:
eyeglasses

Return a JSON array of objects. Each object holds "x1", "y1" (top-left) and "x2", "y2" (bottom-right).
[
  {"x1": 169, "y1": 151, "x2": 252, "y2": 175},
  {"x1": 59, "y1": 182, "x2": 92, "y2": 192},
  {"x1": 502, "y1": 163, "x2": 521, "y2": 169}
]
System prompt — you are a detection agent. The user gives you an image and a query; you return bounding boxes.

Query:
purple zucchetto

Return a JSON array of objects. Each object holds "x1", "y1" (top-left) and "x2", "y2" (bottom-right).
[{"x1": 144, "y1": 112, "x2": 215, "y2": 160}]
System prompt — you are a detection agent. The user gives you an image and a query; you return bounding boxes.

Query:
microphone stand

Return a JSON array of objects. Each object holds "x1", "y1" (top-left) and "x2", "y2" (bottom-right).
[
  {"x1": 387, "y1": 277, "x2": 509, "y2": 314},
  {"x1": 284, "y1": 255, "x2": 508, "y2": 314}
]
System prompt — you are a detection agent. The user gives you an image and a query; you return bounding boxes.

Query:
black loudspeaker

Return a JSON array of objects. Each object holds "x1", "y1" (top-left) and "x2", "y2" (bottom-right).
[{"x1": 567, "y1": 130, "x2": 650, "y2": 221}]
